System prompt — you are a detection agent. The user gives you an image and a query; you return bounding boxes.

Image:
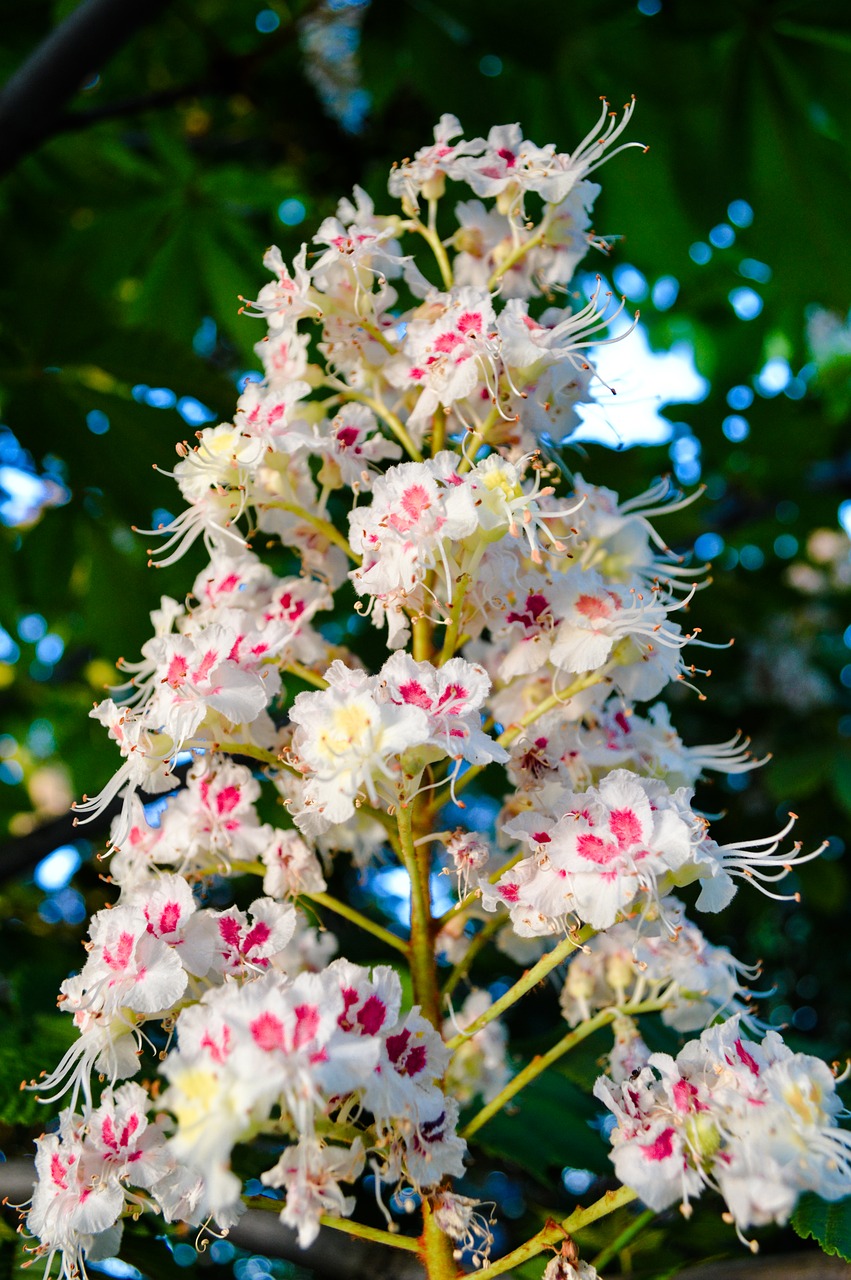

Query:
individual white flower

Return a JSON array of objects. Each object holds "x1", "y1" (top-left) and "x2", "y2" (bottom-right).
[
  {"x1": 445, "y1": 828, "x2": 491, "y2": 898},
  {"x1": 28, "y1": 1127, "x2": 125, "y2": 1280},
  {"x1": 378, "y1": 652, "x2": 507, "y2": 765},
  {"x1": 284, "y1": 403, "x2": 403, "y2": 492},
  {"x1": 542, "y1": 1252, "x2": 600, "y2": 1280},
  {"x1": 262, "y1": 829, "x2": 327, "y2": 897},
  {"x1": 82, "y1": 902, "x2": 189, "y2": 1016},
  {"x1": 72, "y1": 700, "x2": 178, "y2": 848},
  {"x1": 255, "y1": 325, "x2": 312, "y2": 389},
  {"x1": 147, "y1": 624, "x2": 272, "y2": 748},
  {"x1": 239, "y1": 244, "x2": 319, "y2": 330},
  {"x1": 209, "y1": 897, "x2": 297, "y2": 978},
  {"x1": 311, "y1": 212, "x2": 408, "y2": 289},
  {"x1": 234, "y1": 376, "x2": 312, "y2": 451},
  {"x1": 289, "y1": 661, "x2": 430, "y2": 829},
  {"x1": 385, "y1": 287, "x2": 499, "y2": 428},
  {"x1": 348, "y1": 453, "x2": 478, "y2": 644},
  {"x1": 492, "y1": 769, "x2": 694, "y2": 933},
  {"x1": 261, "y1": 1137, "x2": 366, "y2": 1248},
  {"x1": 388, "y1": 114, "x2": 486, "y2": 206},
  {"x1": 432, "y1": 1190, "x2": 496, "y2": 1267},
  {"x1": 461, "y1": 99, "x2": 643, "y2": 207}
]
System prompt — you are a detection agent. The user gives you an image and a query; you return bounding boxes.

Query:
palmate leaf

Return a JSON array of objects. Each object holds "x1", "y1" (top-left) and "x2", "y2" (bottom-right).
[
  {"x1": 473, "y1": 1066, "x2": 610, "y2": 1185},
  {"x1": 0, "y1": 1013, "x2": 77, "y2": 1128},
  {"x1": 194, "y1": 215, "x2": 267, "y2": 366},
  {"x1": 832, "y1": 752, "x2": 851, "y2": 820},
  {"x1": 792, "y1": 1192, "x2": 851, "y2": 1260}
]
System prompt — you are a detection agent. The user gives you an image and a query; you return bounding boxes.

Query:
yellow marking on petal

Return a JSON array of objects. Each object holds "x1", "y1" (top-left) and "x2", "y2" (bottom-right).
[
  {"x1": 317, "y1": 701, "x2": 376, "y2": 758},
  {"x1": 169, "y1": 1067, "x2": 222, "y2": 1132}
]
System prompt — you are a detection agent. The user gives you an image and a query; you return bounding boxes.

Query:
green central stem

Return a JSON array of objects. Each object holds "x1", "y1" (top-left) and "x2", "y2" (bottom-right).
[
  {"x1": 419, "y1": 1199, "x2": 459, "y2": 1279},
  {"x1": 397, "y1": 799, "x2": 441, "y2": 1026}
]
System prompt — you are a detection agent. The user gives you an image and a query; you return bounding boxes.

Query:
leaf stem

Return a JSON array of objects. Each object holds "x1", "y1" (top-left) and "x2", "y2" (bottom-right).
[
  {"x1": 409, "y1": 210, "x2": 453, "y2": 292},
  {"x1": 284, "y1": 661, "x2": 328, "y2": 689},
  {"x1": 486, "y1": 220, "x2": 548, "y2": 292},
  {"x1": 358, "y1": 316, "x2": 399, "y2": 356},
  {"x1": 441, "y1": 915, "x2": 505, "y2": 1000},
  {"x1": 457, "y1": 405, "x2": 501, "y2": 474},
  {"x1": 217, "y1": 740, "x2": 296, "y2": 775}
]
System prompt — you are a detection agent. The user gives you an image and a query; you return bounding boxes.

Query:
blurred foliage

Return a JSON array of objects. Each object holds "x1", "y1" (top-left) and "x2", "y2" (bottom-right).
[{"x1": 2, "y1": 0, "x2": 851, "y2": 1276}]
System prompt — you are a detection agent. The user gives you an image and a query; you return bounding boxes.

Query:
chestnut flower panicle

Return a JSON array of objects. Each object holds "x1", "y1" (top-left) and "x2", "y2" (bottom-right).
[{"x1": 26, "y1": 102, "x2": 849, "y2": 1280}]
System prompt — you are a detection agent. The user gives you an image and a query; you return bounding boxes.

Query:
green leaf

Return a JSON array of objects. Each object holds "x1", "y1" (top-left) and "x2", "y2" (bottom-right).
[
  {"x1": 124, "y1": 217, "x2": 206, "y2": 344},
  {"x1": 792, "y1": 1192, "x2": 851, "y2": 1260},
  {"x1": 474, "y1": 1067, "x2": 609, "y2": 1185},
  {"x1": 766, "y1": 748, "x2": 835, "y2": 804},
  {"x1": 0, "y1": 1014, "x2": 77, "y2": 1127},
  {"x1": 832, "y1": 751, "x2": 851, "y2": 819},
  {"x1": 194, "y1": 218, "x2": 265, "y2": 364},
  {"x1": 775, "y1": 20, "x2": 851, "y2": 55}
]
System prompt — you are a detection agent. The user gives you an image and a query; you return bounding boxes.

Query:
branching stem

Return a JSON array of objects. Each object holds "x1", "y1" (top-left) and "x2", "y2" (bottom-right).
[
  {"x1": 462, "y1": 998, "x2": 667, "y2": 1140},
  {"x1": 284, "y1": 661, "x2": 328, "y2": 689},
  {"x1": 304, "y1": 890, "x2": 408, "y2": 956},
  {"x1": 480, "y1": 1185, "x2": 638, "y2": 1278},
  {"x1": 486, "y1": 219, "x2": 548, "y2": 291},
  {"x1": 441, "y1": 915, "x2": 505, "y2": 1000},
  {"x1": 397, "y1": 800, "x2": 441, "y2": 1025},
  {"x1": 259, "y1": 500, "x2": 359, "y2": 563},
  {"x1": 335, "y1": 387, "x2": 424, "y2": 462},
  {"x1": 445, "y1": 927, "x2": 592, "y2": 1053},
  {"x1": 245, "y1": 1196, "x2": 420, "y2": 1251}
]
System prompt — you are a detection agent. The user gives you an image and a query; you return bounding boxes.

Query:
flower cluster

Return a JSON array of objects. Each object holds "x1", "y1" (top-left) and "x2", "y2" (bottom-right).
[
  {"x1": 26, "y1": 1084, "x2": 202, "y2": 1279},
  {"x1": 595, "y1": 1016, "x2": 851, "y2": 1241},
  {"x1": 26, "y1": 102, "x2": 849, "y2": 1280},
  {"x1": 161, "y1": 959, "x2": 464, "y2": 1244}
]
